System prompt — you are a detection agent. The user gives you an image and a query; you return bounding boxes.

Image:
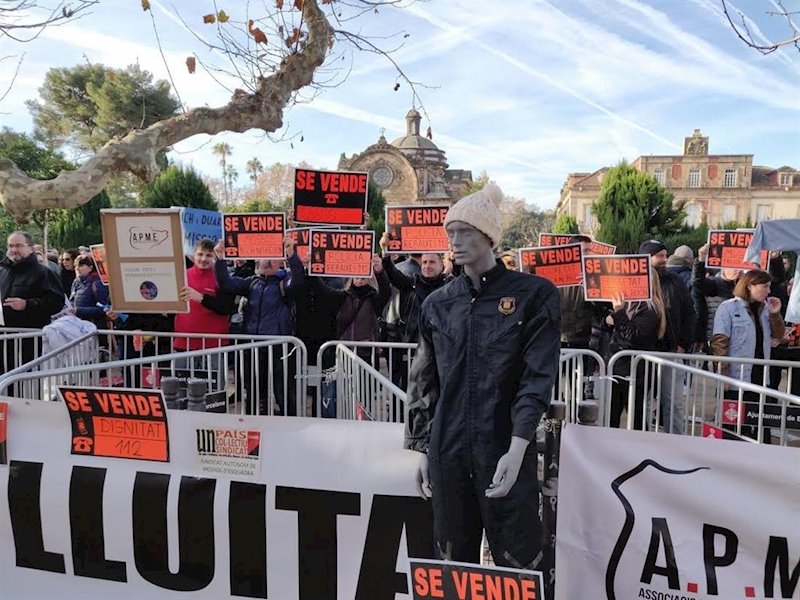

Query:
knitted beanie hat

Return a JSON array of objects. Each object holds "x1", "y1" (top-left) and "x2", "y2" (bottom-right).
[
  {"x1": 638, "y1": 240, "x2": 667, "y2": 256},
  {"x1": 444, "y1": 183, "x2": 504, "y2": 248}
]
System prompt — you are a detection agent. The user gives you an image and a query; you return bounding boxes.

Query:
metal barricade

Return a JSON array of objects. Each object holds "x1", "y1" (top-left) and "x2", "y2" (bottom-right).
[
  {"x1": 607, "y1": 350, "x2": 800, "y2": 445},
  {"x1": 554, "y1": 348, "x2": 606, "y2": 423},
  {"x1": 0, "y1": 329, "x2": 47, "y2": 374},
  {"x1": 0, "y1": 336, "x2": 309, "y2": 417},
  {"x1": 332, "y1": 344, "x2": 407, "y2": 421}
]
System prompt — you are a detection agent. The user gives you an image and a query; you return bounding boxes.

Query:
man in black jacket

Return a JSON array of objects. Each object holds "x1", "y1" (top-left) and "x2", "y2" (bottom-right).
[
  {"x1": 0, "y1": 232, "x2": 65, "y2": 373},
  {"x1": 639, "y1": 240, "x2": 694, "y2": 434},
  {"x1": 405, "y1": 184, "x2": 560, "y2": 570}
]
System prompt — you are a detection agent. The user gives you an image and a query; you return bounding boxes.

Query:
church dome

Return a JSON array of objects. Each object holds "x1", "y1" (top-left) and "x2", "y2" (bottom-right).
[{"x1": 391, "y1": 108, "x2": 441, "y2": 151}]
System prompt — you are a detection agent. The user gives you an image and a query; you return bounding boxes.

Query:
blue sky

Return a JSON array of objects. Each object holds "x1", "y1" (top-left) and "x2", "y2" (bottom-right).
[{"x1": 1, "y1": 0, "x2": 798, "y2": 209}]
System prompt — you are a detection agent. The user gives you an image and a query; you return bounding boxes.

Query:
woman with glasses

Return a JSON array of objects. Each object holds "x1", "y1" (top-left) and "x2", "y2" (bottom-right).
[{"x1": 59, "y1": 249, "x2": 78, "y2": 293}]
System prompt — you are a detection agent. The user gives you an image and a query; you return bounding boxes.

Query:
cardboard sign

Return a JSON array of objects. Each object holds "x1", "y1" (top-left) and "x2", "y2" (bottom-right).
[
  {"x1": 309, "y1": 229, "x2": 374, "y2": 278},
  {"x1": 721, "y1": 399, "x2": 800, "y2": 430},
  {"x1": 538, "y1": 233, "x2": 574, "y2": 247},
  {"x1": 100, "y1": 209, "x2": 188, "y2": 313},
  {"x1": 90, "y1": 244, "x2": 109, "y2": 285},
  {"x1": 409, "y1": 559, "x2": 544, "y2": 600},
  {"x1": 706, "y1": 230, "x2": 769, "y2": 270},
  {"x1": 0, "y1": 402, "x2": 7, "y2": 465},
  {"x1": 583, "y1": 254, "x2": 652, "y2": 302},
  {"x1": 519, "y1": 243, "x2": 584, "y2": 287},
  {"x1": 223, "y1": 212, "x2": 285, "y2": 260},
  {"x1": 180, "y1": 207, "x2": 223, "y2": 257},
  {"x1": 385, "y1": 205, "x2": 449, "y2": 253},
  {"x1": 293, "y1": 168, "x2": 368, "y2": 226},
  {"x1": 58, "y1": 386, "x2": 170, "y2": 462},
  {"x1": 589, "y1": 240, "x2": 616, "y2": 255},
  {"x1": 287, "y1": 227, "x2": 314, "y2": 264}
]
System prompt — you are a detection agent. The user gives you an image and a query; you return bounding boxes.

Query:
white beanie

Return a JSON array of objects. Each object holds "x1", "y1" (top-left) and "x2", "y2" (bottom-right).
[{"x1": 444, "y1": 183, "x2": 504, "y2": 248}]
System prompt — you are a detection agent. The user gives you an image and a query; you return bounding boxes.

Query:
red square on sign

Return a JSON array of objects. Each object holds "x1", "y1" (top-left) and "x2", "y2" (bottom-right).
[
  {"x1": 744, "y1": 586, "x2": 755, "y2": 597},
  {"x1": 687, "y1": 582, "x2": 698, "y2": 593}
]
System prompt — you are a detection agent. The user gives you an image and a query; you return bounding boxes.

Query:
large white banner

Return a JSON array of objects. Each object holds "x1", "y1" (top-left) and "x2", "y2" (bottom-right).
[
  {"x1": 0, "y1": 398, "x2": 434, "y2": 599},
  {"x1": 555, "y1": 426, "x2": 800, "y2": 600}
]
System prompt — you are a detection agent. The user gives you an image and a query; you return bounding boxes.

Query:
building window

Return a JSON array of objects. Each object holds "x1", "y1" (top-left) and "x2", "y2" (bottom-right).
[
  {"x1": 653, "y1": 168, "x2": 666, "y2": 187},
  {"x1": 724, "y1": 169, "x2": 737, "y2": 188},
  {"x1": 688, "y1": 169, "x2": 701, "y2": 188},
  {"x1": 722, "y1": 204, "x2": 736, "y2": 225},
  {"x1": 582, "y1": 205, "x2": 594, "y2": 232},
  {"x1": 685, "y1": 204, "x2": 702, "y2": 228},
  {"x1": 756, "y1": 205, "x2": 771, "y2": 222},
  {"x1": 780, "y1": 172, "x2": 792, "y2": 186}
]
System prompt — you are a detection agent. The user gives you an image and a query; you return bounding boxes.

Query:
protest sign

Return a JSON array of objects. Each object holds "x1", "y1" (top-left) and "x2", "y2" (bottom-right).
[
  {"x1": 58, "y1": 386, "x2": 170, "y2": 462},
  {"x1": 309, "y1": 229, "x2": 374, "y2": 278},
  {"x1": 588, "y1": 240, "x2": 616, "y2": 255},
  {"x1": 223, "y1": 212, "x2": 285, "y2": 260},
  {"x1": 0, "y1": 402, "x2": 6, "y2": 465},
  {"x1": 519, "y1": 244, "x2": 583, "y2": 287},
  {"x1": 409, "y1": 559, "x2": 544, "y2": 600},
  {"x1": 293, "y1": 167, "x2": 368, "y2": 226},
  {"x1": 287, "y1": 227, "x2": 314, "y2": 264},
  {"x1": 707, "y1": 230, "x2": 769, "y2": 270},
  {"x1": 385, "y1": 205, "x2": 449, "y2": 253},
  {"x1": 538, "y1": 232, "x2": 573, "y2": 247},
  {"x1": 100, "y1": 209, "x2": 188, "y2": 313},
  {"x1": 583, "y1": 254, "x2": 652, "y2": 302},
  {"x1": 89, "y1": 244, "x2": 109, "y2": 285},
  {"x1": 179, "y1": 207, "x2": 222, "y2": 257}
]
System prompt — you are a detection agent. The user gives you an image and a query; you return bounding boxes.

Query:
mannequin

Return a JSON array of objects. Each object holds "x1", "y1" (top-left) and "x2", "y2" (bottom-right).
[{"x1": 405, "y1": 184, "x2": 560, "y2": 569}]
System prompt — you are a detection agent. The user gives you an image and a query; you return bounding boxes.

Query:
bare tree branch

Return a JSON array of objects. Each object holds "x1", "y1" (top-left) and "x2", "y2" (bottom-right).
[
  {"x1": 721, "y1": 0, "x2": 800, "y2": 54},
  {"x1": 0, "y1": 0, "x2": 99, "y2": 42}
]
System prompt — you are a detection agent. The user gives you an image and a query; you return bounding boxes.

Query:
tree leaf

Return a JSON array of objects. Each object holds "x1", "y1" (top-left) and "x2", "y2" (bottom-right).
[
  {"x1": 217, "y1": 10, "x2": 229, "y2": 23},
  {"x1": 322, "y1": 0, "x2": 333, "y2": 4},
  {"x1": 186, "y1": 57, "x2": 196, "y2": 74},
  {"x1": 141, "y1": 0, "x2": 151, "y2": 11},
  {"x1": 251, "y1": 27, "x2": 268, "y2": 44},
  {"x1": 294, "y1": 0, "x2": 305, "y2": 10},
  {"x1": 203, "y1": 14, "x2": 216, "y2": 24},
  {"x1": 275, "y1": 0, "x2": 284, "y2": 8}
]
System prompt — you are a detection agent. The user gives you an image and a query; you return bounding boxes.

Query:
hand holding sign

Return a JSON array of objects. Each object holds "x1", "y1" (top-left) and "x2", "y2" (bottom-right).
[
  {"x1": 372, "y1": 254, "x2": 383, "y2": 274},
  {"x1": 611, "y1": 291, "x2": 626, "y2": 312},
  {"x1": 180, "y1": 286, "x2": 203, "y2": 303},
  {"x1": 379, "y1": 231, "x2": 390, "y2": 253},
  {"x1": 213, "y1": 240, "x2": 225, "y2": 260}
]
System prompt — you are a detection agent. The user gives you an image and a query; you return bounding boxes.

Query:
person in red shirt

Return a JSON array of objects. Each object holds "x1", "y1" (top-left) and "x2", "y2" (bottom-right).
[{"x1": 174, "y1": 239, "x2": 236, "y2": 386}]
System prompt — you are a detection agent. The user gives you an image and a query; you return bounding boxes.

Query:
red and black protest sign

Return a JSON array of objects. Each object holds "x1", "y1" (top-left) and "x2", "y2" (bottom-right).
[
  {"x1": 287, "y1": 227, "x2": 313, "y2": 264},
  {"x1": 309, "y1": 229, "x2": 374, "y2": 278},
  {"x1": 519, "y1": 243, "x2": 583, "y2": 287},
  {"x1": 293, "y1": 168, "x2": 368, "y2": 226},
  {"x1": 385, "y1": 205, "x2": 449, "y2": 253},
  {"x1": 223, "y1": 213, "x2": 285, "y2": 260},
  {"x1": 589, "y1": 240, "x2": 616, "y2": 255},
  {"x1": 706, "y1": 230, "x2": 769, "y2": 270},
  {"x1": 58, "y1": 386, "x2": 170, "y2": 462},
  {"x1": 90, "y1": 244, "x2": 109, "y2": 285},
  {"x1": 538, "y1": 232, "x2": 574, "y2": 247},
  {"x1": 0, "y1": 402, "x2": 7, "y2": 465},
  {"x1": 409, "y1": 559, "x2": 544, "y2": 600},
  {"x1": 583, "y1": 254, "x2": 652, "y2": 302}
]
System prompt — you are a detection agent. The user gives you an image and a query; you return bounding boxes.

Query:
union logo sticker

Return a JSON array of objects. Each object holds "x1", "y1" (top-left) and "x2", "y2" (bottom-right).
[{"x1": 498, "y1": 296, "x2": 516, "y2": 315}]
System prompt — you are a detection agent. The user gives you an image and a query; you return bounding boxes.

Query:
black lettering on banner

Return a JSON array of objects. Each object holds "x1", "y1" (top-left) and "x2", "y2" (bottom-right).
[
  {"x1": 355, "y1": 495, "x2": 434, "y2": 599},
  {"x1": 764, "y1": 536, "x2": 799, "y2": 598},
  {"x1": 197, "y1": 429, "x2": 216, "y2": 453},
  {"x1": 275, "y1": 486, "x2": 361, "y2": 600},
  {"x1": 229, "y1": 482, "x2": 268, "y2": 599},
  {"x1": 69, "y1": 466, "x2": 127, "y2": 582},
  {"x1": 702, "y1": 523, "x2": 738, "y2": 595},
  {"x1": 132, "y1": 472, "x2": 216, "y2": 591},
  {"x1": 640, "y1": 517, "x2": 680, "y2": 589},
  {"x1": 8, "y1": 460, "x2": 66, "y2": 574}
]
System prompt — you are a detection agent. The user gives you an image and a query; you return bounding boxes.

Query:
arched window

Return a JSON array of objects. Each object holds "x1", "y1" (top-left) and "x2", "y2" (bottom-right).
[{"x1": 685, "y1": 204, "x2": 702, "y2": 228}]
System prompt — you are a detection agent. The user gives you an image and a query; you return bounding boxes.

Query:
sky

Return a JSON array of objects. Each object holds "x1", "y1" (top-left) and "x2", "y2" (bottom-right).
[{"x1": 1, "y1": 0, "x2": 799, "y2": 210}]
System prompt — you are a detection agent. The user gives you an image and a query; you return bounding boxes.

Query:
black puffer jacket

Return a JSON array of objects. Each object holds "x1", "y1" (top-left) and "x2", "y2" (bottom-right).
[
  {"x1": 692, "y1": 261, "x2": 736, "y2": 344},
  {"x1": 657, "y1": 268, "x2": 694, "y2": 352},
  {"x1": 405, "y1": 261, "x2": 560, "y2": 457},
  {"x1": 0, "y1": 254, "x2": 64, "y2": 328}
]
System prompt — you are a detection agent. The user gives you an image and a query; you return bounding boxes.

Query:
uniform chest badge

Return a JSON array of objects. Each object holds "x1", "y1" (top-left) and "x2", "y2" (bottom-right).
[{"x1": 498, "y1": 297, "x2": 516, "y2": 315}]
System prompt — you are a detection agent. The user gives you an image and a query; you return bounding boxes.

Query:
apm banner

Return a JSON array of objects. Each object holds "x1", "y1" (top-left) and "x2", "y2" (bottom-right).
[
  {"x1": 0, "y1": 398, "x2": 435, "y2": 599},
  {"x1": 555, "y1": 426, "x2": 800, "y2": 600}
]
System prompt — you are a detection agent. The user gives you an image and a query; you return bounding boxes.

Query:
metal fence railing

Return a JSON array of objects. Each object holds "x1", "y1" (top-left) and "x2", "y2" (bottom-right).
[{"x1": 331, "y1": 344, "x2": 407, "y2": 421}]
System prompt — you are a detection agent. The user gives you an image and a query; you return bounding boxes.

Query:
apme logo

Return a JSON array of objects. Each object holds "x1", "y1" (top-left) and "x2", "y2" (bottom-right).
[
  {"x1": 128, "y1": 226, "x2": 169, "y2": 249},
  {"x1": 605, "y1": 460, "x2": 799, "y2": 600}
]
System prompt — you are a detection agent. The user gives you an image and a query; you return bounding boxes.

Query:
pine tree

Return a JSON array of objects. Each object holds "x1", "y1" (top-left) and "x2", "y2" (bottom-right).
[{"x1": 139, "y1": 165, "x2": 218, "y2": 210}]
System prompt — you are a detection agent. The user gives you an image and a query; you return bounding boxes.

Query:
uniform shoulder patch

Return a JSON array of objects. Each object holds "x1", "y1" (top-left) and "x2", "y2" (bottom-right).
[{"x1": 498, "y1": 296, "x2": 516, "y2": 315}]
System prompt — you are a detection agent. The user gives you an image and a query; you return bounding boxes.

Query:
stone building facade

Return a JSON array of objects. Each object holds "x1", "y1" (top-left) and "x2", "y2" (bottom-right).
[
  {"x1": 338, "y1": 108, "x2": 473, "y2": 205},
  {"x1": 557, "y1": 129, "x2": 800, "y2": 233}
]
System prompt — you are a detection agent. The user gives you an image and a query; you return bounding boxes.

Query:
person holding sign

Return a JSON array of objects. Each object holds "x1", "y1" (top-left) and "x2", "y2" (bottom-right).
[
  {"x1": 214, "y1": 237, "x2": 304, "y2": 416},
  {"x1": 405, "y1": 184, "x2": 560, "y2": 570}
]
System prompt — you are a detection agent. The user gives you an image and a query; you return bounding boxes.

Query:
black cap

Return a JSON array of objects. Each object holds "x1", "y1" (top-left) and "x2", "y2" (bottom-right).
[{"x1": 638, "y1": 240, "x2": 667, "y2": 256}]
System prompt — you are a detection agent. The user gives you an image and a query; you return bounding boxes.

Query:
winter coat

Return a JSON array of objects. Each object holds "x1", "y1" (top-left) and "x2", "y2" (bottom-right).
[
  {"x1": 382, "y1": 255, "x2": 451, "y2": 343},
  {"x1": 215, "y1": 253, "x2": 304, "y2": 337},
  {"x1": 601, "y1": 302, "x2": 661, "y2": 377},
  {"x1": 558, "y1": 285, "x2": 594, "y2": 346},
  {"x1": 666, "y1": 256, "x2": 692, "y2": 289},
  {"x1": 404, "y1": 261, "x2": 561, "y2": 457},
  {"x1": 173, "y1": 266, "x2": 236, "y2": 350},
  {"x1": 384, "y1": 257, "x2": 421, "y2": 338},
  {"x1": 657, "y1": 268, "x2": 694, "y2": 352},
  {"x1": 0, "y1": 254, "x2": 64, "y2": 328},
  {"x1": 70, "y1": 271, "x2": 109, "y2": 330},
  {"x1": 59, "y1": 267, "x2": 76, "y2": 296},
  {"x1": 692, "y1": 260, "x2": 736, "y2": 344}
]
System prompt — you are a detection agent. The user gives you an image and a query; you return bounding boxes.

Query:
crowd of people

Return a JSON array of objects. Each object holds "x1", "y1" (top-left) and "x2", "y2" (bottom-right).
[{"x1": 0, "y1": 223, "x2": 797, "y2": 435}]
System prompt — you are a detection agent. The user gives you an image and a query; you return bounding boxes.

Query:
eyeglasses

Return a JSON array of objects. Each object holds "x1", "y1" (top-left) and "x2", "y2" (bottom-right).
[{"x1": 7, "y1": 244, "x2": 31, "y2": 249}]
